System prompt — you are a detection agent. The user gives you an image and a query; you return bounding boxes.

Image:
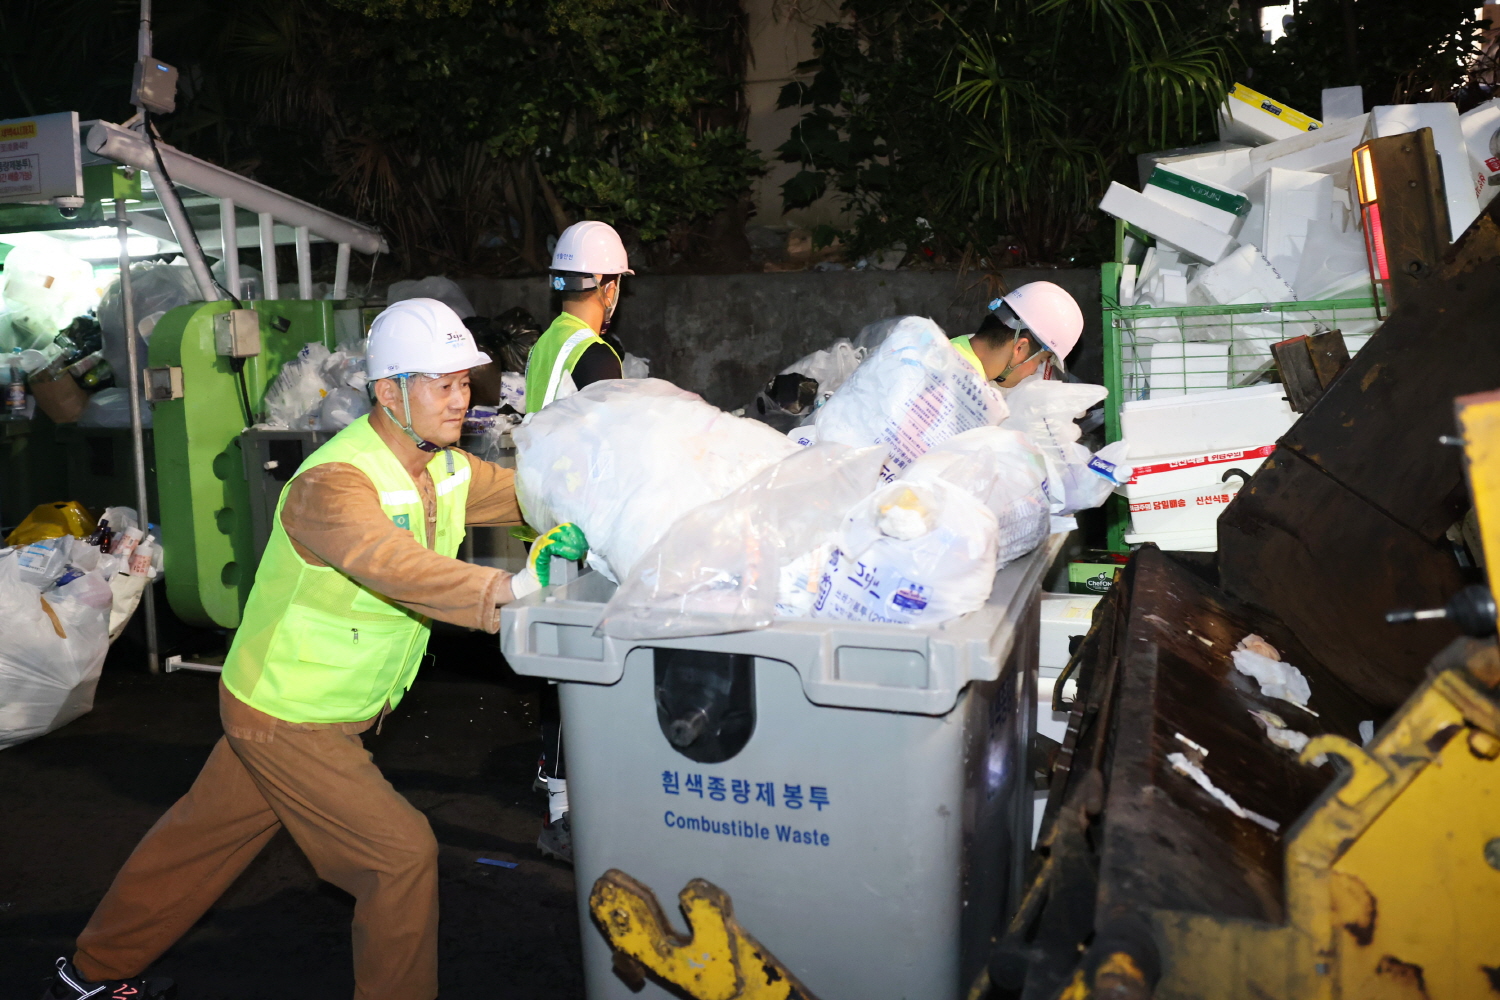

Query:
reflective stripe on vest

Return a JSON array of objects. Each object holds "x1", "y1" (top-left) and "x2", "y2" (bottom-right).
[
  {"x1": 543, "y1": 328, "x2": 597, "y2": 409},
  {"x1": 523, "y1": 311, "x2": 620, "y2": 414},
  {"x1": 221, "y1": 415, "x2": 470, "y2": 724}
]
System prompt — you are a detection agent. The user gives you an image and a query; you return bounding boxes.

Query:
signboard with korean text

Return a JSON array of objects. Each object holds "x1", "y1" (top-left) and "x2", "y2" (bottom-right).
[{"x1": 0, "y1": 112, "x2": 82, "y2": 204}]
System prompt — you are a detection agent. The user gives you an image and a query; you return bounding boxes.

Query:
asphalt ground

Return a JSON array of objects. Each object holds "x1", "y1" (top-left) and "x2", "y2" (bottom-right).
[{"x1": 0, "y1": 628, "x2": 584, "y2": 1000}]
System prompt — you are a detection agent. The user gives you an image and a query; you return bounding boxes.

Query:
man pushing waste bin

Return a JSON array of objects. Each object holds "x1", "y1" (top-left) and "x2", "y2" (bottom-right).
[
  {"x1": 44, "y1": 298, "x2": 588, "y2": 1000},
  {"x1": 949, "y1": 279, "x2": 1084, "y2": 388}
]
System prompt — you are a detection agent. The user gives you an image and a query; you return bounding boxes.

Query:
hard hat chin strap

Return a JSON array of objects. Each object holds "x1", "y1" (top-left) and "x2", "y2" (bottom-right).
[
  {"x1": 382, "y1": 374, "x2": 442, "y2": 453},
  {"x1": 999, "y1": 343, "x2": 1049, "y2": 382}
]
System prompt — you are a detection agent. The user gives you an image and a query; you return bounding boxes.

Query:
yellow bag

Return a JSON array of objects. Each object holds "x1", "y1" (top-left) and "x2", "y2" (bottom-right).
[{"x1": 4, "y1": 501, "x2": 97, "y2": 547}]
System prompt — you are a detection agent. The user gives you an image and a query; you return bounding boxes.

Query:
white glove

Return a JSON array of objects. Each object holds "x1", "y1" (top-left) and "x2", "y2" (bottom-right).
[{"x1": 509, "y1": 565, "x2": 541, "y2": 600}]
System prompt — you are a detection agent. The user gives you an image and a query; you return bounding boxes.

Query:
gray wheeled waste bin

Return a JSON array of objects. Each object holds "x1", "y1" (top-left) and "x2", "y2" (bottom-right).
[{"x1": 500, "y1": 534, "x2": 1063, "y2": 1000}]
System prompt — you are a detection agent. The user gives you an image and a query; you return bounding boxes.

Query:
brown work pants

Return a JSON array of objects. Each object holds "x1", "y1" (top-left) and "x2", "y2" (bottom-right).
[{"x1": 73, "y1": 722, "x2": 439, "y2": 1000}]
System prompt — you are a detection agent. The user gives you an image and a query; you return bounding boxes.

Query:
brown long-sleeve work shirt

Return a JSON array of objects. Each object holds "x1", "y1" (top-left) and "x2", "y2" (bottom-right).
[{"x1": 279, "y1": 448, "x2": 524, "y2": 634}]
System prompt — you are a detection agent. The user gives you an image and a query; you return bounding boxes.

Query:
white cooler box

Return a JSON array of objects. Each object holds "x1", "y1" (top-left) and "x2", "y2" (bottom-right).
[
  {"x1": 500, "y1": 537, "x2": 1066, "y2": 1000},
  {"x1": 1124, "y1": 525, "x2": 1220, "y2": 552},
  {"x1": 1127, "y1": 479, "x2": 1243, "y2": 535},
  {"x1": 1118, "y1": 444, "x2": 1274, "y2": 498},
  {"x1": 1120, "y1": 383, "x2": 1295, "y2": 458}
]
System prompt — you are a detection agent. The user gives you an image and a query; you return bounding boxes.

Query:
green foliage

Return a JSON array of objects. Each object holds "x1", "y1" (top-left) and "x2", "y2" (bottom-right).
[
  {"x1": 777, "y1": 0, "x2": 1238, "y2": 265},
  {"x1": 1241, "y1": 0, "x2": 1488, "y2": 113},
  {"x1": 0, "y1": 0, "x2": 757, "y2": 273}
]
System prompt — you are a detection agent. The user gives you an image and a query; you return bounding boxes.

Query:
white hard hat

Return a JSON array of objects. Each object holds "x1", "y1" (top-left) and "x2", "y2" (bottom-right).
[
  {"x1": 550, "y1": 220, "x2": 634, "y2": 286},
  {"x1": 366, "y1": 298, "x2": 491, "y2": 380},
  {"x1": 988, "y1": 281, "x2": 1083, "y2": 371}
]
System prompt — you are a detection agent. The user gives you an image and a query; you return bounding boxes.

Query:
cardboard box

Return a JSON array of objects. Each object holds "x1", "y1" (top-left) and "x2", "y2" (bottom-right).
[
  {"x1": 1067, "y1": 552, "x2": 1131, "y2": 595},
  {"x1": 1124, "y1": 525, "x2": 1219, "y2": 552},
  {"x1": 1121, "y1": 382, "x2": 1295, "y2": 457},
  {"x1": 1118, "y1": 443, "x2": 1275, "y2": 498},
  {"x1": 1100, "y1": 182, "x2": 1237, "y2": 263},
  {"x1": 1127, "y1": 478, "x2": 1243, "y2": 534},
  {"x1": 1039, "y1": 594, "x2": 1102, "y2": 675},
  {"x1": 1142, "y1": 164, "x2": 1251, "y2": 235},
  {"x1": 1219, "y1": 83, "x2": 1322, "y2": 145},
  {"x1": 1372, "y1": 103, "x2": 1481, "y2": 241}
]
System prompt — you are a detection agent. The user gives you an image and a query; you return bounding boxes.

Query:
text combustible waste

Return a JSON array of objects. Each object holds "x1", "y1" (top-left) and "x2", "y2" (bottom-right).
[{"x1": 664, "y1": 811, "x2": 833, "y2": 846}]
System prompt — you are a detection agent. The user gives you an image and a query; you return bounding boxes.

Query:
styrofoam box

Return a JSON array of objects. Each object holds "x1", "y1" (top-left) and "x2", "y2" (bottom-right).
[
  {"x1": 1100, "y1": 182, "x2": 1236, "y2": 264},
  {"x1": 1119, "y1": 443, "x2": 1276, "y2": 499},
  {"x1": 1127, "y1": 478, "x2": 1243, "y2": 534},
  {"x1": 1247, "y1": 113, "x2": 1369, "y2": 178},
  {"x1": 1040, "y1": 594, "x2": 1101, "y2": 676},
  {"x1": 1373, "y1": 103, "x2": 1480, "y2": 242},
  {"x1": 1147, "y1": 341, "x2": 1228, "y2": 396},
  {"x1": 1460, "y1": 97, "x2": 1500, "y2": 213},
  {"x1": 1121, "y1": 383, "x2": 1295, "y2": 457},
  {"x1": 1124, "y1": 525, "x2": 1219, "y2": 552}
]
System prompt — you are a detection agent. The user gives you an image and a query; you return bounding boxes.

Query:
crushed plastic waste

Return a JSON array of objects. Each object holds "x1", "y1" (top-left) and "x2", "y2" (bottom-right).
[
  {"x1": 1232, "y1": 634, "x2": 1314, "y2": 711},
  {"x1": 1166, "y1": 752, "x2": 1279, "y2": 832},
  {"x1": 258, "y1": 342, "x2": 370, "y2": 432},
  {"x1": 1248, "y1": 709, "x2": 1311, "y2": 754}
]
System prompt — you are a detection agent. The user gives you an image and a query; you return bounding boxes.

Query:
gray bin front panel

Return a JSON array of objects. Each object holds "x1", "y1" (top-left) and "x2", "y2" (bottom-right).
[{"x1": 564, "y1": 637, "x2": 1035, "y2": 1000}]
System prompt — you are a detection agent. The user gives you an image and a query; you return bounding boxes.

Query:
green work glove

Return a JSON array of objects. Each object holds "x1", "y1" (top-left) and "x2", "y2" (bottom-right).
[{"x1": 529, "y1": 522, "x2": 589, "y2": 587}]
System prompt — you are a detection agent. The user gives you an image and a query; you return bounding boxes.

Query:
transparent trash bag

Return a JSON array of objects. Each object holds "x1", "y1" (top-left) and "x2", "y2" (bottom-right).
[
  {"x1": 807, "y1": 477, "x2": 1000, "y2": 626},
  {"x1": 1000, "y1": 380, "x2": 1130, "y2": 515},
  {"x1": 513, "y1": 379, "x2": 798, "y2": 582},
  {"x1": 815, "y1": 316, "x2": 1008, "y2": 480},
  {"x1": 1, "y1": 244, "x2": 99, "y2": 349},
  {"x1": 597, "y1": 443, "x2": 887, "y2": 639},
  {"x1": 98, "y1": 262, "x2": 200, "y2": 385}
]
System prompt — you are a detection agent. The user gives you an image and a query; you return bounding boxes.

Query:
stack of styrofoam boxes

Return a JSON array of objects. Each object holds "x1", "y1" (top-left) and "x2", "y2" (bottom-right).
[
  {"x1": 1032, "y1": 591, "x2": 1101, "y2": 844},
  {"x1": 1099, "y1": 88, "x2": 1500, "y2": 399},
  {"x1": 1115, "y1": 383, "x2": 1298, "y2": 552}
]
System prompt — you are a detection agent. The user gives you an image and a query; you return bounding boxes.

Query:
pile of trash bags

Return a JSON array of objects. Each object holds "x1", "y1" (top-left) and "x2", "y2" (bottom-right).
[
  {"x1": 257, "y1": 342, "x2": 371, "y2": 432},
  {"x1": 517, "y1": 316, "x2": 1129, "y2": 638},
  {"x1": 0, "y1": 504, "x2": 160, "y2": 749}
]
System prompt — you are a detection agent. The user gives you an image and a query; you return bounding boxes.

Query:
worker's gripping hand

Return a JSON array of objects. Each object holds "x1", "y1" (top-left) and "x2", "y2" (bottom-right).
[{"x1": 528, "y1": 522, "x2": 589, "y2": 587}]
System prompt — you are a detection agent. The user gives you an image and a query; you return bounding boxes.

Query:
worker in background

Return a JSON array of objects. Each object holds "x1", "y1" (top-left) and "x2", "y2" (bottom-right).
[
  {"x1": 45, "y1": 298, "x2": 587, "y2": 1000},
  {"x1": 522, "y1": 219, "x2": 634, "y2": 861},
  {"x1": 950, "y1": 280, "x2": 1084, "y2": 389},
  {"x1": 524, "y1": 219, "x2": 632, "y2": 413}
]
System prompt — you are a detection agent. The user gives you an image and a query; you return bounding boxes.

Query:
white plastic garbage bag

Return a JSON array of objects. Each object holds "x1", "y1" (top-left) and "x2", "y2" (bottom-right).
[
  {"x1": 1, "y1": 244, "x2": 99, "y2": 348},
  {"x1": 386, "y1": 276, "x2": 475, "y2": 319},
  {"x1": 514, "y1": 379, "x2": 799, "y2": 582},
  {"x1": 0, "y1": 553, "x2": 110, "y2": 750},
  {"x1": 815, "y1": 316, "x2": 1008, "y2": 480},
  {"x1": 780, "y1": 338, "x2": 862, "y2": 408},
  {"x1": 621, "y1": 353, "x2": 651, "y2": 380},
  {"x1": 598, "y1": 443, "x2": 887, "y2": 638},
  {"x1": 808, "y1": 477, "x2": 1000, "y2": 626},
  {"x1": 1000, "y1": 380, "x2": 1131, "y2": 515},
  {"x1": 77, "y1": 387, "x2": 153, "y2": 428},
  {"x1": 900, "y1": 427, "x2": 1052, "y2": 567}
]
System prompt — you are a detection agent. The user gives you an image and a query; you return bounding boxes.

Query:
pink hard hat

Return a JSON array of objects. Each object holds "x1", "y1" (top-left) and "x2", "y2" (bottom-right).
[{"x1": 987, "y1": 281, "x2": 1084, "y2": 371}]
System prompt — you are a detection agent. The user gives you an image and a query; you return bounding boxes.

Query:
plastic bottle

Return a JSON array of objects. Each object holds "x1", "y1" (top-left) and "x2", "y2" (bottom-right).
[
  {"x1": 129, "y1": 536, "x2": 156, "y2": 577},
  {"x1": 5, "y1": 349, "x2": 24, "y2": 415},
  {"x1": 112, "y1": 527, "x2": 144, "y2": 562}
]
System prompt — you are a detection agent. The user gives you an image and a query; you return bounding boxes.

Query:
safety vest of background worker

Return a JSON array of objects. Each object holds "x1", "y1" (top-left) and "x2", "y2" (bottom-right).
[
  {"x1": 524, "y1": 220, "x2": 632, "y2": 413},
  {"x1": 949, "y1": 280, "x2": 1084, "y2": 389},
  {"x1": 44, "y1": 297, "x2": 589, "y2": 1000}
]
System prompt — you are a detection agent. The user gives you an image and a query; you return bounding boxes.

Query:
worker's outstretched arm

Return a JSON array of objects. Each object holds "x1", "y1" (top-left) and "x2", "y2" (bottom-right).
[{"x1": 281, "y1": 460, "x2": 521, "y2": 632}]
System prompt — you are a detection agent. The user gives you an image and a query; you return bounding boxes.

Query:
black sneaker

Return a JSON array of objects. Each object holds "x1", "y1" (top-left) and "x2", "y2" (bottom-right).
[{"x1": 42, "y1": 957, "x2": 176, "y2": 1000}]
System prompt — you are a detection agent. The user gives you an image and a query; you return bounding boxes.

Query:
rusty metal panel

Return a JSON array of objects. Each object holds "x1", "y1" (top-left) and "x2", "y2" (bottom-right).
[{"x1": 1218, "y1": 446, "x2": 1464, "y2": 708}]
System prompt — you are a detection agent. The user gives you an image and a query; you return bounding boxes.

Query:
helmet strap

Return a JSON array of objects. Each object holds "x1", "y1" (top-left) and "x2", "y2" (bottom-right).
[
  {"x1": 382, "y1": 375, "x2": 442, "y2": 453},
  {"x1": 999, "y1": 343, "x2": 1048, "y2": 383}
]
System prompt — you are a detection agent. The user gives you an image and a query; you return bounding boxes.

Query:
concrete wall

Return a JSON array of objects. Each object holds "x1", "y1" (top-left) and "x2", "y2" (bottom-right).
[{"x1": 458, "y1": 268, "x2": 1101, "y2": 409}]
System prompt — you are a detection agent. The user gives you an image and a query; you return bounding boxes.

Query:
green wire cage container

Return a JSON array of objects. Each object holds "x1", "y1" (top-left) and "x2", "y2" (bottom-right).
[{"x1": 1099, "y1": 223, "x2": 1380, "y2": 551}]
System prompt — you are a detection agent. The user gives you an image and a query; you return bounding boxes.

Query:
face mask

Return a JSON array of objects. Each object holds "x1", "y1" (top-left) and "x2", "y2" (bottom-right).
[{"x1": 601, "y1": 280, "x2": 621, "y2": 332}]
